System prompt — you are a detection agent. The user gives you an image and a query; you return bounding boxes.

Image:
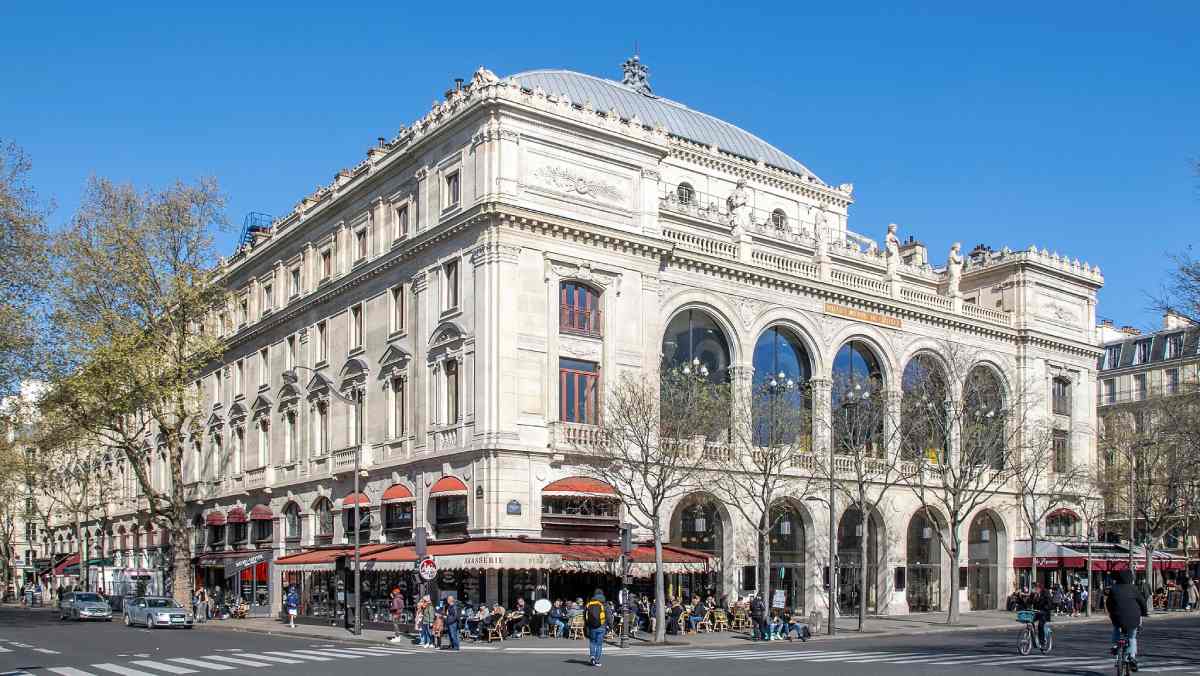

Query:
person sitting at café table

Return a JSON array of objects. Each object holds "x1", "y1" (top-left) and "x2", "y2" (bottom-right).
[
  {"x1": 506, "y1": 597, "x2": 531, "y2": 638},
  {"x1": 465, "y1": 604, "x2": 487, "y2": 639},
  {"x1": 666, "y1": 598, "x2": 685, "y2": 635},
  {"x1": 545, "y1": 599, "x2": 567, "y2": 637},
  {"x1": 686, "y1": 596, "x2": 705, "y2": 632},
  {"x1": 482, "y1": 604, "x2": 504, "y2": 635},
  {"x1": 783, "y1": 607, "x2": 811, "y2": 641},
  {"x1": 767, "y1": 608, "x2": 785, "y2": 640}
]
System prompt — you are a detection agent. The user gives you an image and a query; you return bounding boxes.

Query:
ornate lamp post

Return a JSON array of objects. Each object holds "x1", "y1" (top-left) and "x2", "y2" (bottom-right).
[{"x1": 282, "y1": 366, "x2": 364, "y2": 635}]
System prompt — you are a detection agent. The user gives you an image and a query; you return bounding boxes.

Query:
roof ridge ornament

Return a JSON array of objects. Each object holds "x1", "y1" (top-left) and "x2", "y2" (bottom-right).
[{"x1": 621, "y1": 53, "x2": 653, "y2": 96}]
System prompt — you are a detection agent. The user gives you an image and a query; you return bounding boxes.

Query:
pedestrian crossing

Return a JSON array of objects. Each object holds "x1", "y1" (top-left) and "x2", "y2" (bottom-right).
[{"x1": 0, "y1": 645, "x2": 421, "y2": 676}]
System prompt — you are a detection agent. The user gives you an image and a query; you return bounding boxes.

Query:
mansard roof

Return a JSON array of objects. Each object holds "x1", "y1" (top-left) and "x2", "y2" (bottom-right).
[{"x1": 509, "y1": 69, "x2": 818, "y2": 181}]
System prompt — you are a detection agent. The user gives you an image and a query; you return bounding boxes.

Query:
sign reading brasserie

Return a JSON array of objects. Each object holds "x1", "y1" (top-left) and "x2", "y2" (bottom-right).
[{"x1": 824, "y1": 302, "x2": 902, "y2": 329}]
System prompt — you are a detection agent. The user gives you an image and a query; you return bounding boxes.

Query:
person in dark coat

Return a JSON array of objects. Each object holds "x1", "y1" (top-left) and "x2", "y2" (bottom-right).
[
  {"x1": 749, "y1": 594, "x2": 767, "y2": 641},
  {"x1": 1031, "y1": 582, "x2": 1054, "y2": 646},
  {"x1": 1107, "y1": 569, "x2": 1149, "y2": 668},
  {"x1": 442, "y1": 595, "x2": 461, "y2": 651}
]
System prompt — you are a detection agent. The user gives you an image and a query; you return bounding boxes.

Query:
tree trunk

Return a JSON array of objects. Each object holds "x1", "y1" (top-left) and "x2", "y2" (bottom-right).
[
  {"x1": 653, "y1": 516, "x2": 666, "y2": 644},
  {"x1": 1030, "y1": 527, "x2": 1038, "y2": 598},
  {"x1": 858, "y1": 511, "x2": 868, "y2": 631},
  {"x1": 946, "y1": 539, "x2": 961, "y2": 624},
  {"x1": 1144, "y1": 542, "x2": 1154, "y2": 603},
  {"x1": 759, "y1": 522, "x2": 772, "y2": 618},
  {"x1": 1085, "y1": 538, "x2": 1093, "y2": 617}
]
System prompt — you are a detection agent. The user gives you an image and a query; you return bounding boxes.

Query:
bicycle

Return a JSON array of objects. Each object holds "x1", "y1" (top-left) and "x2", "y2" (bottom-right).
[
  {"x1": 1016, "y1": 610, "x2": 1053, "y2": 655},
  {"x1": 1113, "y1": 624, "x2": 1143, "y2": 676}
]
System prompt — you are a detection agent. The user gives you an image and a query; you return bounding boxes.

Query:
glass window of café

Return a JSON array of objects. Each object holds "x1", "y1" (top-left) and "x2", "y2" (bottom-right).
[
  {"x1": 433, "y1": 496, "x2": 467, "y2": 539},
  {"x1": 384, "y1": 503, "x2": 414, "y2": 543}
]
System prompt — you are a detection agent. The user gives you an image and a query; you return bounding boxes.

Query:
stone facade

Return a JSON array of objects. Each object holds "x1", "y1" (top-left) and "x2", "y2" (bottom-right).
[{"x1": 54, "y1": 60, "x2": 1103, "y2": 617}]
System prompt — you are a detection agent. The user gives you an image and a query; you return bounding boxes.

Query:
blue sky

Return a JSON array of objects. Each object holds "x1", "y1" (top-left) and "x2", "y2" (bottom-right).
[{"x1": 4, "y1": 1, "x2": 1196, "y2": 329}]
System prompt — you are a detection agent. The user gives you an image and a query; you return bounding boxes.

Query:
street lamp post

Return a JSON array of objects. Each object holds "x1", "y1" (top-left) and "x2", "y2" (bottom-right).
[{"x1": 282, "y1": 366, "x2": 364, "y2": 635}]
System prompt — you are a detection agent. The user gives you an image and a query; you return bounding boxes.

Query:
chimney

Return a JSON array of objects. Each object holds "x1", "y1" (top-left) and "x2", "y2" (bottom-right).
[
  {"x1": 1101, "y1": 319, "x2": 1114, "y2": 328},
  {"x1": 1163, "y1": 310, "x2": 1193, "y2": 330},
  {"x1": 1119, "y1": 325, "x2": 1141, "y2": 336},
  {"x1": 377, "y1": 137, "x2": 386, "y2": 148},
  {"x1": 455, "y1": 78, "x2": 464, "y2": 91}
]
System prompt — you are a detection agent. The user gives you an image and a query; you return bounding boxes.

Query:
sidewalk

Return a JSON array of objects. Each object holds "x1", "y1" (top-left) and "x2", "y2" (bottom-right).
[{"x1": 197, "y1": 608, "x2": 1199, "y2": 650}]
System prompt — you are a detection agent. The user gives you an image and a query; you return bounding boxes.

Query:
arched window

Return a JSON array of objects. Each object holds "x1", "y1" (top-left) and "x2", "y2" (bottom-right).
[
  {"x1": 672, "y1": 495, "x2": 722, "y2": 556},
  {"x1": 771, "y1": 209, "x2": 787, "y2": 230},
  {"x1": 906, "y1": 508, "x2": 943, "y2": 612},
  {"x1": 967, "y1": 511, "x2": 1001, "y2": 610},
  {"x1": 1045, "y1": 510, "x2": 1080, "y2": 538},
  {"x1": 284, "y1": 503, "x2": 301, "y2": 541},
  {"x1": 837, "y1": 507, "x2": 881, "y2": 614},
  {"x1": 902, "y1": 354, "x2": 948, "y2": 462},
  {"x1": 560, "y1": 281, "x2": 602, "y2": 336},
  {"x1": 1052, "y1": 377, "x2": 1071, "y2": 416},
  {"x1": 661, "y1": 309, "x2": 731, "y2": 383},
  {"x1": 963, "y1": 366, "x2": 1006, "y2": 469},
  {"x1": 832, "y1": 341, "x2": 885, "y2": 455},
  {"x1": 751, "y1": 327, "x2": 812, "y2": 447},
  {"x1": 676, "y1": 182, "x2": 695, "y2": 206},
  {"x1": 313, "y1": 498, "x2": 334, "y2": 543}
]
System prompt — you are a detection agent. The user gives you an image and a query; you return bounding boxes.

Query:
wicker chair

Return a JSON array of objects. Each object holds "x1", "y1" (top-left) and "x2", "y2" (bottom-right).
[
  {"x1": 568, "y1": 614, "x2": 586, "y2": 639},
  {"x1": 711, "y1": 609, "x2": 730, "y2": 632}
]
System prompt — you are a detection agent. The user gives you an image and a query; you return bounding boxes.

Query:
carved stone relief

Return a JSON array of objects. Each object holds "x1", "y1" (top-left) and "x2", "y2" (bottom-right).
[
  {"x1": 559, "y1": 335, "x2": 603, "y2": 361},
  {"x1": 532, "y1": 165, "x2": 623, "y2": 203}
]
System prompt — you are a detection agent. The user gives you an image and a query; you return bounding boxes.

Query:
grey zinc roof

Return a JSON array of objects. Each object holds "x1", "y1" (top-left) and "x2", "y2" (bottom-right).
[{"x1": 509, "y1": 69, "x2": 818, "y2": 181}]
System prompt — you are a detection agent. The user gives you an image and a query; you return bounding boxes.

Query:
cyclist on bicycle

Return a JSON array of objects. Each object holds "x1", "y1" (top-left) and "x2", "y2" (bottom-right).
[
  {"x1": 1107, "y1": 569, "x2": 1149, "y2": 672},
  {"x1": 1031, "y1": 581, "x2": 1054, "y2": 646}
]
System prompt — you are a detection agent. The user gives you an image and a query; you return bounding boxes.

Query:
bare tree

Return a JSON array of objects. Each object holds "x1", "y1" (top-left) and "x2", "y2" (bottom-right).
[
  {"x1": 45, "y1": 177, "x2": 228, "y2": 605},
  {"x1": 1010, "y1": 423, "x2": 1089, "y2": 596},
  {"x1": 711, "y1": 375, "x2": 815, "y2": 615},
  {"x1": 902, "y1": 341, "x2": 1033, "y2": 624},
  {"x1": 573, "y1": 365, "x2": 729, "y2": 643},
  {"x1": 812, "y1": 371, "x2": 915, "y2": 631},
  {"x1": 1072, "y1": 466, "x2": 1113, "y2": 617}
]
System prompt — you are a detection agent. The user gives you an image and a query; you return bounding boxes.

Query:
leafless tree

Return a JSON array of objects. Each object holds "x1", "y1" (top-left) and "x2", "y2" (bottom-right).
[
  {"x1": 572, "y1": 365, "x2": 729, "y2": 643},
  {"x1": 711, "y1": 375, "x2": 815, "y2": 615},
  {"x1": 1072, "y1": 466, "x2": 1112, "y2": 616}
]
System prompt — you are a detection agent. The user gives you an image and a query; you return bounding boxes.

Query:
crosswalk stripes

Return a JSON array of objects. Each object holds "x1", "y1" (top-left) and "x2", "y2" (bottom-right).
[
  {"x1": 264, "y1": 651, "x2": 332, "y2": 661},
  {"x1": 164, "y1": 658, "x2": 236, "y2": 671},
  {"x1": 194, "y1": 655, "x2": 274, "y2": 667},
  {"x1": 91, "y1": 664, "x2": 165, "y2": 676},
  {"x1": 127, "y1": 661, "x2": 197, "y2": 674},
  {"x1": 232, "y1": 653, "x2": 304, "y2": 664}
]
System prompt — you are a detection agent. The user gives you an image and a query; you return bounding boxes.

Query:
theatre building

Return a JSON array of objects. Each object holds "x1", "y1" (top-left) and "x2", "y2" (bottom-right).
[{"x1": 59, "y1": 56, "x2": 1103, "y2": 619}]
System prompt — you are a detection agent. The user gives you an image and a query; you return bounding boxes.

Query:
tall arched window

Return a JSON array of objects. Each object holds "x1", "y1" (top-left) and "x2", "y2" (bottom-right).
[
  {"x1": 963, "y1": 366, "x2": 1006, "y2": 469},
  {"x1": 661, "y1": 309, "x2": 731, "y2": 384},
  {"x1": 832, "y1": 341, "x2": 885, "y2": 455},
  {"x1": 672, "y1": 495, "x2": 723, "y2": 556},
  {"x1": 313, "y1": 498, "x2": 334, "y2": 544},
  {"x1": 751, "y1": 327, "x2": 812, "y2": 447},
  {"x1": 560, "y1": 281, "x2": 602, "y2": 336},
  {"x1": 902, "y1": 354, "x2": 948, "y2": 462},
  {"x1": 676, "y1": 182, "x2": 695, "y2": 206},
  {"x1": 284, "y1": 502, "x2": 301, "y2": 541}
]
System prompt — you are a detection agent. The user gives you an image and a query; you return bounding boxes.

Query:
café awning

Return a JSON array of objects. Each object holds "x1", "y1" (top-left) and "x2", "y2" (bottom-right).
[
  {"x1": 273, "y1": 544, "x2": 395, "y2": 573},
  {"x1": 381, "y1": 484, "x2": 414, "y2": 503},
  {"x1": 1012, "y1": 540, "x2": 1086, "y2": 569},
  {"x1": 542, "y1": 477, "x2": 616, "y2": 498},
  {"x1": 429, "y1": 476, "x2": 469, "y2": 496},
  {"x1": 53, "y1": 553, "x2": 80, "y2": 576}
]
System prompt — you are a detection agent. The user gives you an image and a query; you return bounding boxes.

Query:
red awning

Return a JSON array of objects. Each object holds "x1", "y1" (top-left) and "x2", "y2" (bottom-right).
[
  {"x1": 1013, "y1": 556, "x2": 1088, "y2": 569},
  {"x1": 274, "y1": 544, "x2": 395, "y2": 572},
  {"x1": 205, "y1": 512, "x2": 226, "y2": 526},
  {"x1": 543, "y1": 477, "x2": 616, "y2": 496},
  {"x1": 249, "y1": 505, "x2": 273, "y2": 520},
  {"x1": 382, "y1": 484, "x2": 414, "y2": 503},
  {"x1": 226, "y1": 507, "x2": 248, "y2": 524},
  {"x1": 341, "y1": 493, "x2": 370, "y2": 508},
  {"x1": 53, "y1": 553, "x2": 80, "y2": 576},
  {"x1": 429, "y1": 476, "x2": 468, "y2": 495},
  {"x1": 1046, "y1": 507, "x2": 1081, "y2": 521}
]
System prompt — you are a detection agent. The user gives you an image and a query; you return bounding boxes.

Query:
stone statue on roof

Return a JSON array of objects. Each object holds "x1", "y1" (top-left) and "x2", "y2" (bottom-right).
[
  {"x1": 727, "y1": 179, "x2": 751, "y2": 237},
  {"x1": 946, "y1": 242, "x2": 963, "y2": 298},
  {"x1": 885, "y1": 223, "x2": 901, "y2": 277},
  {"x1": 472, "y1": 66, "x2": 499, "y2": 85}
]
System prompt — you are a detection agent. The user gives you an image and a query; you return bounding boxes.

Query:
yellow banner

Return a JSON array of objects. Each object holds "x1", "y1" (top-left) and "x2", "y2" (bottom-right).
[{"x1": 824, "y1": 302, "x2": 902, "y2": 329}]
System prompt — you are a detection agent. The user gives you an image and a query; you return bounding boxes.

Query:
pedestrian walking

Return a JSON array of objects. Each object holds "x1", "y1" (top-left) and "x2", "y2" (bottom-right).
[
  {"x1": 285, "y1": 586, "x2": 300, "y2": 628},
  {"x1": 388, "y1": 588, "x2": 406, "y2": 642},
  {"x1": 443, "y1": 595, "x2": 461, "y2": 650},
  {"x1": 750, "y1": 593, "x2": 766, "y2": 641},
  {"x1": 585, "y1": 589, "x2": 607, "y2": 667}
]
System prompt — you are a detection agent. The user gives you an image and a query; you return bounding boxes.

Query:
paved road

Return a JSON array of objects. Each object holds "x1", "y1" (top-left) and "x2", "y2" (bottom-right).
[{"x1": 1, "y1": 607, "x2": 1198, "y2": 675}]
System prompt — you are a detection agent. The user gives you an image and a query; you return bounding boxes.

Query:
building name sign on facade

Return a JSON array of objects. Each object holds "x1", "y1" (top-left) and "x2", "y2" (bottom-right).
[{"x1": 824, "y1": 302, "x2": 902, "y2": 329}]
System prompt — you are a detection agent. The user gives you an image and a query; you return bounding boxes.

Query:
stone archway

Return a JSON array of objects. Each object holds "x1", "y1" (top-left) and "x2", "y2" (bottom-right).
[
  {"x1": 968, "y1": 510, "x2": 1005, "y2": 610},
  {"x1": 670, "y1": 492, "x2": 728, "y2": 599},
  {"x1": 906, "y1": 508, "x2": 946, "y2": 612},
  {"x1": 837, "y1": 505, "x2": 884, "y2": 614}
]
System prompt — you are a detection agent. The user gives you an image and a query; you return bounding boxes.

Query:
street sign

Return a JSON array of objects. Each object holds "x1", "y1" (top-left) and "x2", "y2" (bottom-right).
[
  {"x1": 417, "y1": 556, "x2": 438, "y2": 581},
  {"x1": 771, "y1": 589, "x2": 786, "y2": 609}
]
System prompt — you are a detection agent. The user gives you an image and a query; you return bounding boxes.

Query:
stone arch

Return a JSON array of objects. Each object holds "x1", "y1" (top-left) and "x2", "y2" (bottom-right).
[
  {"x1": 825, "y1": 323, "x2": 898, "y2": 385},
  {"x1": 669, "y1": 491, "x2": 735, "y2": 597},
  {"x1": 659, "y1": 292, "x2": 743, "y2": 367},
  {"x1": 905, "y1": 506, "x2": 950, "y2": 612},
  {"x1": 836, "y1": 503, "x2": 888, "y2": 615},
  {"x1": 749, "y1": 311, "x2": 827, "y2": 378},
  {"x1": 966, "y1": 507, "x2": 1009, "y2": 610},
  {"x1": 766, "y1": 496, "x2": 815, "y2": 611}
]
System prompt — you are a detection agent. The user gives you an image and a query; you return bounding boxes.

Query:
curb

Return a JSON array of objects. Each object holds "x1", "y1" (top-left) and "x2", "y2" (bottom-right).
[{"x1": 195, "y1": 611, "x2": 1197, "y2": 651}]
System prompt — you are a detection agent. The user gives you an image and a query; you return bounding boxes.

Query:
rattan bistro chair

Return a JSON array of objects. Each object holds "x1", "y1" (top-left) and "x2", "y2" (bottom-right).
[{"x1": 568, "y1": 614, "x2": 585, "y2": 640}]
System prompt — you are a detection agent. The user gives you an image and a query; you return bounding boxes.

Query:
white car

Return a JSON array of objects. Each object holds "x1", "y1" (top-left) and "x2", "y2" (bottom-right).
[
  {"x1": 58, "y1": 592, "x2": 113, "y2": 621},
  {"x1": 123, "y1": 596, "x2": 194, "y2": 629}
]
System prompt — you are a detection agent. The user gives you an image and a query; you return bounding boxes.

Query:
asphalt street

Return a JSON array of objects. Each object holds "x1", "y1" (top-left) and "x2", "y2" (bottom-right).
[{"x1": 1, "y1": 606, "x2": 1198, "y2": 676}]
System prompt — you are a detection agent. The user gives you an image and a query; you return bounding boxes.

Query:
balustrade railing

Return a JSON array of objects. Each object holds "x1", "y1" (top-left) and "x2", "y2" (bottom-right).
[
  {"x1": 433, "y1": 427, "x2": 460, "y2": 452},
  {"x1": 245, "y1": 466, "x2": 267, "y2": 488},
  {"x1": 900, "y1": 285, "x2": 954, "y2": 312},
  {"x1": 752, "y1": 249, "x2": 819, "y2": 280},
  {"x1": 663, "y1": 226, "x2": 737, "y2": 259}
]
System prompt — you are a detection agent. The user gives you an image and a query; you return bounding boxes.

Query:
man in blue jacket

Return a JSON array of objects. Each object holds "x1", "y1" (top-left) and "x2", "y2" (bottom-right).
[
  {"x1": 443, "y1": 595, "x2": 461, "y2": 651},
  {"x1": 585, "y1": 590, "x2": 608, "y2": 667}
]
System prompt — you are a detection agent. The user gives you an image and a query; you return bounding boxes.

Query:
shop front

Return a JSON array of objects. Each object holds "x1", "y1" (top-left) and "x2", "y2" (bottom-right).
[{"x1": 194, "y1": 548, "x2": 272, "y2": 613}]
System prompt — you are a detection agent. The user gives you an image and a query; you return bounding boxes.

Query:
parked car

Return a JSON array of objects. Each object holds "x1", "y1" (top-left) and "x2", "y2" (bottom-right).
[
  {"x1": 58, "y1": 591, "x2": 113, "y2": 621},
  {"x1": 123, "y1": 596, "x2": 194, "y2": 629}
]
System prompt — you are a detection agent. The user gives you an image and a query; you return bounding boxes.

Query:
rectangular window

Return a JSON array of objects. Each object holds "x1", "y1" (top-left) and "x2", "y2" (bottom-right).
[
  {"x1": 235, "y1": 360, "x2": 244, "y2": 396},
  {"x1": 1166, "y1": 368, "x2": 1180, "y2": 394},
  {"x1": 1103, "y1": 378, "x2": 1116, "y2": 404},
  {"x1": 212, "y1": 435, "x2": 224, "y2": 479},
  {"x1": 349, "y1": 389, "x2": 364, "y2": 446},
  {"x1": 446, "y1": 359, "x2": 460, "y2": 424},
  {"x1": 391, "y1": 285, "x2": 405, "y2": 333},
  {"x1": 350, "y1": 304, "x2": 363, "y2": 348},
  {"x1": 1134, "y1": 373, "x2": 1148, "y2": 400},
  {"x1": 559, "y1": 358, "x2": 600, "y2": 425},
  {"x1": 1134, "y1": 410, "x2": 1148, "y2": 435},
  {"x1": 355, "y1": 228, "x2": 368, "y2": 261},
  {"x1": 284, "y1": 411, "x2": 296, "y2": 463},
  {"x1": 395, "y1": 205, "x2": 409, "y2": 239},
  {"x1": 290, "y1": 266, "x2": 301, "y2": 297},
  {"x1": 1052, "y1": 430, "x2": 1069, "y2": 473},
  {"x1": 286, "y1": 335, "x2": 296, "y2": 371},
  {"x1": 262, "y1": 283, "x2": 273, "y2": 312},
  {"x1": 390, "y1": 377, "x2": 405, "y2": 438},
  {"x1": 259, "y1": 348, "x2": 269, "y2": 387},
  {"x1": 239, "y1": 298, "x2": 249, "y2": 326},
  {"x1": 445, "y1": 172, "x2": 460, "y2": 207},
  {"x1": 1166, "y1": 334, "x2": 1183, "y2": 359},
  {"x1": 1134, "y1": 340, "x2": 1151, "y2": 365},
  {"x1": 317, "y1": 321, "x2": 328, "y2": 363},
  {"x1": 321, "y1": 249, "x2": 332, "y2": 280},
  {"x1": 560, "y1": 281, "x2": 602, "y2": 336},
  {"x1": 1105, "y1": 345, "x2": 1121, "y2": 369},
  {"x1": 444, "y1": 260, "x2": 459, "y2": 310},
  {"x1": 257, "y1": 421, "x2": 269, "y2": 468},
  {"x1": 233, "y1": 427, "x2": 244, "y2": 475},
  {"x1": 317, "y1": 404, "x2": 329, "y2": 454},
  {"x1": 1052, "y1": 378, "x2": 1071, "y2": 416}
]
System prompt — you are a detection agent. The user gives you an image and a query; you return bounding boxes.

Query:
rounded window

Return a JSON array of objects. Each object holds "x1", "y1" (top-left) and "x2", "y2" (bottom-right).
[
  {"x1": 751, "y1": 327, "x2": 812, "y2": 447},
  {"x1": 676, "y1": 182, "x2": 695, "y2": 206},
  {"x1": 771, "y1": 209, "x2": 787, "y2": 230},
  {"x1": 661, "y1": 309, "x2": 730, "y2": 383}
]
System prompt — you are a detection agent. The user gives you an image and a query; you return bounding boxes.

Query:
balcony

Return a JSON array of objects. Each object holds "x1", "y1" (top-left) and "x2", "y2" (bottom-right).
[
  {"x1": 245, "y1": 466, "x2": 268, "y2": 489},
  {"x1": 331, "y1": 445, "x2": 367, "y2": 474},
  {"x1": 433, "y1": 426, "x2": 460, "y2": 453},
  {"x1": 549, "y1": 422, "x2": 606, "y2": 451}
]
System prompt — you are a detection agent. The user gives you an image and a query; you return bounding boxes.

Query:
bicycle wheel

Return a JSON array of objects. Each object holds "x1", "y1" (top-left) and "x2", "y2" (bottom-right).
[
  {"x1": 1041, "y1": 629, "x2": 1053, "y2": 654},
  {"x1": 1018, "y1": 626, "x2": 1033, "y2": 655},
  {"x1": 1115, "y1": 654, "x2": 1127, "y2": 676}
]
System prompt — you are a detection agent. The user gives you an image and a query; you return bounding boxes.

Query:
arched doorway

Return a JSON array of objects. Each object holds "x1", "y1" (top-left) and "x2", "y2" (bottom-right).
[
  {"x1": 670, "y1": 493, "x2": 725, "y2": 600},
  {"x1": 769, "y1": 500, "x2": 807, "y2": 612},
  {"x1": 968, "y1": 511, "x2": 1002, "y2": 610},
  {"x1": 906, "y1": 508, "x2": 944, "y2": 612},
  {"x1": 837, "y1": 506, "x2": 881, "y2": 614}
]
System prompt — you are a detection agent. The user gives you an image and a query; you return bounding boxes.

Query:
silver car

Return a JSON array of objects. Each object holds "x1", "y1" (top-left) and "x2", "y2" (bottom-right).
[
  {"x1": 123, "y1": 596, "x2": 194, "y2": 629},
  {"x1": 58, "y1": 592, "x2": 113, "y2": 621}
]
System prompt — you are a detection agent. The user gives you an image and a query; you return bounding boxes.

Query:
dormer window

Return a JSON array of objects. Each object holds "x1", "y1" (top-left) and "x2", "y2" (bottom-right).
[
  {"x1": 560, "y1": 281, "x2": 602, "y2": 337},
  {"x1": 771, "y1": 209, "x2": 787, "y2": 230},
  {"x1": 1134, "y1": 339, "x2": 1151, "y2": 365},
  {"x1": 1166, "y1": 333, "x2": 1183, "y2": 359},
  {"x1": 1104, "y1": 345, "x2": 1121, "y2": 369},
  {"x1": 676, "y1": 183, "x2": 694, "y2": 205}
]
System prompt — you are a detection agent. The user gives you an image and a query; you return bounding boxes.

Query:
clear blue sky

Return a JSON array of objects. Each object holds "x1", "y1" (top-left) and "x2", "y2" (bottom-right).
[{"x1": 4, "y1": 1, "x2": 1196, "y2": 330}]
